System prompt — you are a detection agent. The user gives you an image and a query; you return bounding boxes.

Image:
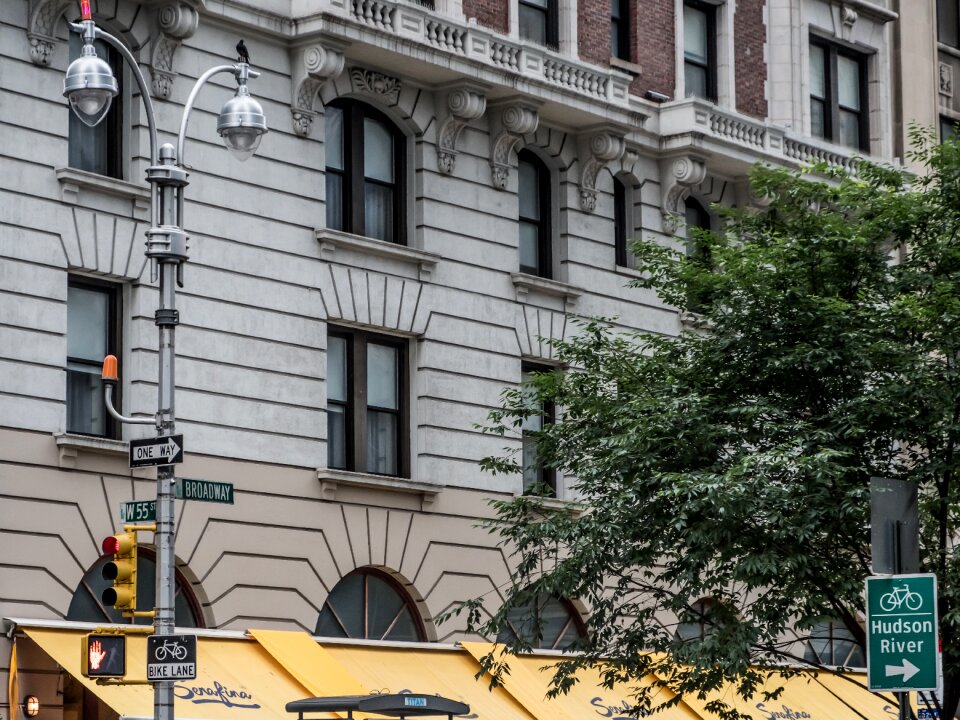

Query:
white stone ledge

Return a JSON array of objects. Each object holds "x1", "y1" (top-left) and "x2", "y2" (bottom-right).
[
  {"x1": 54, "y1": 431, "x2": 127, "y2": 469},
  {"x1": 55, "y1": 167, "x2": 151, "y2": 220},
  {"x1": 316, "y1": 467, "x2": 439, "y2": 506},
  {"x1": 316, "y1": 228, "x2": 441, "y2": 282},
  {"x1": 510, "y1": 272, "x2": 583, "y2": 312}
]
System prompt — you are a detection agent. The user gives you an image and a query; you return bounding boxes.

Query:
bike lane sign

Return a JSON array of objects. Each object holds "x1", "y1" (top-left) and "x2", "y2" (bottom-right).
[
  {"x1": 866, "y1": 573, "x2": 938, "y2": 692},
  {"x1": 147, "y1": 634, "x2": 197, "y2": 681}
]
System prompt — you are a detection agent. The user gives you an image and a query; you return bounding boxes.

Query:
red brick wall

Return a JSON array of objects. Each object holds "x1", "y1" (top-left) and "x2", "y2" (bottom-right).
[
  {"x1": 578, "y1": 0, "x2": 611, "y2": 65},
  {"x1": 734, "y1": 0, "x2": 767, "y2": 118},
  {"x1": 632, "y1": 0, "x2": 675, "y2": 99},
  {"x1": 463, "y1": 0, "x2": 508, "y2": 34}
]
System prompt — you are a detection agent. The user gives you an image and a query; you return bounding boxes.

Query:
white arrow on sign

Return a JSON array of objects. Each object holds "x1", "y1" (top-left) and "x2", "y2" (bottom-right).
[
  {"x1": 885, "y1": 659, "x2": 920, "y2": 682},
  {"x1": 153, "y1": 437, "x2": 180, "y2": 461}
]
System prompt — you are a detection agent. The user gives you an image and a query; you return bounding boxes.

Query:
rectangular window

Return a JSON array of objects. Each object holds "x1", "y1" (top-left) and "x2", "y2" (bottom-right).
[
  {"x1": 521, "y1": 364, "x2": 556, "y2": 497},
  {"x1": 942, "y1": 115, "x2": 958, "y2": 142},
  {"x1": 614, "y1": 178, "x2": 628, "y2": 267},
  {"x1": 611, "y1": 0, "x2": 631, "y2": 61},
  {"x1": 684, "y1": 1, "x2": 716, "y2": 101},
  {"x1": 518, "y1": 150, "x2": 552, "y2": 279},
  {"x1": 326, "y1": 327, "x2": 408, "y2": 477},
  {"x1": 939, "y1": 0, "x2": 960, "y2": 47},
  {"x1": 519, "y1": 0, "x2": 559, "y2": 48},
  {"x1": 809, "y1": 38, "x2": 869, "y2": 151},
  {"x1": 67, "y1": 278, "x2": 119, "y2": 437},
  {"x1": 68, "y1": 34, "x2": 123, "y2": 179}
]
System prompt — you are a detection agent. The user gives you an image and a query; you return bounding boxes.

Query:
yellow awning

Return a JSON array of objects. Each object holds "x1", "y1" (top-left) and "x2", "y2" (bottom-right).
[
  {"x1": 460, "y1": 643, "x2": 701, "y2": 720},
  {"x1": 22, "y1": 627, "x2": 309, "y2": 720}
]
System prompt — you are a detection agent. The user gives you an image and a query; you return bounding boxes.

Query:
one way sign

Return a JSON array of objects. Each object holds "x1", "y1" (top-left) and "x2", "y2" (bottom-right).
[{"x1": 130, "y1": 435, "x2": 184, "y2": 468}]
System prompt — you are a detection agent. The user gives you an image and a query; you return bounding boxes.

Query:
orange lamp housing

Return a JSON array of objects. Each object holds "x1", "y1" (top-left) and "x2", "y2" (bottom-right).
[{"x1": 101, "y1": 354, "x2": 118, "y2": 382}]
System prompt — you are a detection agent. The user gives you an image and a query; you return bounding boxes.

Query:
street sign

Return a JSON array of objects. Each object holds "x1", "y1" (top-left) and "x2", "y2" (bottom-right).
[
  {"x1": 130, "y1": 435, "x2": 183, "y2": 468},
  {"x1": 120, "y1": 500, "x2": 156, "y2": 522},
  {"x1": 147, "y1": 634, "x2": 197, "y2": 681},
  {"x1": 866, "y1": 573, "x2": 939, "y2": 692},
  {"x1": 176, "y1": 478, "x2": 234, "y2": 504}
]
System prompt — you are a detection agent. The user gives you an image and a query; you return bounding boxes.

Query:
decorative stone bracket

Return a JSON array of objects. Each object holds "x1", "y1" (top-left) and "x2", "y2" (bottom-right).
[
  {"x1": 660, "y1": 155, "x2": 707, "y2": 234},
  {"x1": 27, "y1": 0, "x2": 73, "y2": 66},
  {"x1": 150, "y1": 2, "x2": 200, "y2": 99},
  {"x1": 488, "y1": 99, "x2": 541, "y2": 190},
  {"x1": 289, "y1": 41, "x2": 347, "y2": 137},
  {"x1": 577, "y1": 125, "x2": 626, "y2": 212},
  {"x1": 436, "y1": 81, "x2": 488, "y2": 174}
]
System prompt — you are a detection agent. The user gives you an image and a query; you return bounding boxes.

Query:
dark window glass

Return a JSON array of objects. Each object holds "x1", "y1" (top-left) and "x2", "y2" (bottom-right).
[
  {"x1": 68, "y1": 33, "x2": 122, "y2": 179},
  {"x1": 614, "y1": 177, "x2": 628, "y2": 266},
  {"x1": 66, "y1": 550, "x2": 203, "y2": 627},
  {"x1": 326, "y1": 327, "x2": 407, "y2": 477},
  {"x1": 325, "y1": 101, "x2": 404, "y2": 244},
  {"x1": 521, "y1": 364, "x2": 556, "y2": 496},
  {"x1": 520, "y1": 0, "x2": 558, "y2": 47},
  {"x1": 684, "y1": 1, "x2": 716, "y2": 101},
  {"x1": 496, "y1": 594, "x2": 585, "y2": 650},
  {"x1": 942, "y1": 115, "x2": 958, "y2": 142},
  {"x1": 67, "y1": 279, "x2": 118, "y2": 437},
  {"x1": 675, "y1": 598, "x2": 717, "y2": 642},
  {"x1": 611, "y1": 0, "x2": 630, "y2": 60},
  {"x1": 517, "y1": 150, "x2": 552, "y2": 279},
  {"x1": 316, "y1": 568, "x2": 425, "y2": 641},
  {"x1": 809, "y1": 38, "x2": 869, "y2": 151},
  {"x1": 803, "y1": 618, "x2": 866, "y2": 668},
  {"x1": 684, "y1": 198, "x2": 713, "y2": 313},
  {"x1": 939, "y1": 0, "x2": 960, "y2": 47}
]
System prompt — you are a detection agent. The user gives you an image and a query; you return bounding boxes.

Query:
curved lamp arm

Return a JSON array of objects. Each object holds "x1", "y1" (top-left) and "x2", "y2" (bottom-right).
[{"x1": 105, "y1": 383, "x2": 156, "y2": 426}]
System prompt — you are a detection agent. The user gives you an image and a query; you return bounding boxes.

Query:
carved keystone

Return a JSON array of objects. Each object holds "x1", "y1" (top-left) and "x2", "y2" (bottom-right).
[
  {"x1": 289, "y1": 41, "x2": 348, "y2": 137},
  {"x1": 488, "y1": 99, "x2": 541, "y2": 190},
  {"x1": 436, "y1": 81, "x2": 488, "y2": 174},
  {"x1": 577, "y1": 125, "x2": 626, "y2": 212}
]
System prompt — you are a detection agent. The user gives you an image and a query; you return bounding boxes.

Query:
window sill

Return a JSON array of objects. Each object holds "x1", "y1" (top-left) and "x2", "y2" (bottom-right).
[
  {"x1": 610, "y1": 58, "x2": 642, "y2": 76},
  {"x1": 54, "y1": 431, "x2": 127, "y2": 469},
  {"x1": 55, "y1": 167, "x2": 151, "y2": 219},
  {"x1": 679, "y1": 310, "x2": 713, "y2": 331},
  {"x1": 521, "y1": 494, "x2": 584, "y2": 516},
  {"x1": 316, "y1": 468, "x2": 439, "y2": 506},
  {"x1": 510, "y1": 272, "x2": 583, "y2": 312},
  {"x1": 316, "y1": 228, "x2": 440, "y2": 282},
  {"x1": 615, "y1": 264, "x2": 644, "y2": 279}
]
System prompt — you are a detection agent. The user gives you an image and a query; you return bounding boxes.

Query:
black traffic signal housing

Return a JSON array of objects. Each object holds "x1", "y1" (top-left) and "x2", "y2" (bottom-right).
[
  {"x1": 101, "y1": 531, "x2": 137, "y2": 612},
  {"x1": 82, "y1": 633, "x2": 126, "y2": 677}
]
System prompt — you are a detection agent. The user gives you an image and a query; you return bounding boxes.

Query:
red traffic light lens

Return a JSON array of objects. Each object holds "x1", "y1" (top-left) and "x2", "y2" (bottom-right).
[{"x1": 102, "y1": 536, "x2": 121, "y2": 555}]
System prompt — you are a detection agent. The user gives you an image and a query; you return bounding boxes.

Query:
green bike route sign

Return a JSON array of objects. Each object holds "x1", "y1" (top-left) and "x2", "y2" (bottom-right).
[{"x1": 866, "y1": 573, "x2": 939, "y2": 692}]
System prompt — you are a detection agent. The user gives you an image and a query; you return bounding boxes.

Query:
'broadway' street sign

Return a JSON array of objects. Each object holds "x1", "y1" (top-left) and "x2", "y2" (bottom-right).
[{"x1": 866, "y1": 573, "x2": 938, "y2": 692}]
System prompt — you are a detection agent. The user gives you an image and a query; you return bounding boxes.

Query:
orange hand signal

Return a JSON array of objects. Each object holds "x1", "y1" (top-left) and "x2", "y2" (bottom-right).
[{"x1": 89, "y1": 639, "x2": 107, "y2": 670}]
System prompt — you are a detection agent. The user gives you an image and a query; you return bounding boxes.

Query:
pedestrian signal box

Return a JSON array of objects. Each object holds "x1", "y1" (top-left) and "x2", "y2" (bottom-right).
[{"x1": 82, "y1": 633, "x2": 126, "y2": 678}]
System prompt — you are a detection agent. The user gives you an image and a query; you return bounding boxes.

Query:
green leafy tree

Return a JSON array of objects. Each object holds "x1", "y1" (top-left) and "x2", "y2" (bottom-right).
[{"x1": 459, "y1": 132, "x2": 960, "y2": 719}]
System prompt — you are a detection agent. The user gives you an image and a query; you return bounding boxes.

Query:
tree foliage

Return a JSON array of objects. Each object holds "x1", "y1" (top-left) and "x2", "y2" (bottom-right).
[{"x1": 457, "y1": 131, "x2": 960, "y2": 719}]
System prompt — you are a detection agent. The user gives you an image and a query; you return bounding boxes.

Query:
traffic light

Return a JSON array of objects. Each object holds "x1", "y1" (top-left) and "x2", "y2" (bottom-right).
[
  {"x1": 101, "y1": 531, "x2": 137, "y2": 612},
  {"x1": 82, "y1": 633, "x2": 126, "y2": 677}
]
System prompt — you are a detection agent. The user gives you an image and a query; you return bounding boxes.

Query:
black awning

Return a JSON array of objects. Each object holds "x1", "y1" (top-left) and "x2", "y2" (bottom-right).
[{"x1": 286, "y1": 693, "x2": 469, "y2": 720}]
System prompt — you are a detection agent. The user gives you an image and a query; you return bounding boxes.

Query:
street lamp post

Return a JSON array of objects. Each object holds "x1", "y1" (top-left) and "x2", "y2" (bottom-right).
[{"x1": 62, "y1": 9, "x2": 267, "y2": 720}]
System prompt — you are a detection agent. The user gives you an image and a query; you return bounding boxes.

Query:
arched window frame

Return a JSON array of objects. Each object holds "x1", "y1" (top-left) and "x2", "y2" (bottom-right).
[
  {"x1": 517, "y1": 149, "x2": 553, "y2": 279},
  {"x1": 324, "y1": 99, "x2": 407, "y2": 245},
  {"x1": 674, "y1": 597, "x2": 717, "y2": 642},
  {"x1": 803, "y1": 617, "x2": 866, "y2": 668},
  {"x1": 497, "y1": 594, "x2": 586, "y2": 650},
  {"x1": 315, "y1": 567, "x2": 426, "y2": 642}
]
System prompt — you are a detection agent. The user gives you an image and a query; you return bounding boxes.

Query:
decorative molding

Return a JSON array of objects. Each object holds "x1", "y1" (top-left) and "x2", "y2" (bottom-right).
[
  {"x1": 290, "y1": 42, "x2": 347, "y2": 137},
  {"x1": 436, "y1": 82, "x2": 488, "y2": 174},
  {"x1": 660, "y1": 156, "x2": 707, "y2": 234},
  {"x1": 349, "y1": 67, "x2": 402, "y2": 104},
  {"x1": 577, "y1": 126, "x2": 626, "y2": 212},
  {"x1": 488, "y1": 100, "x2": 541, "y2": 190},
  {"x1": 56, "y1": 167, "x2": 151, "y2": 220},
  {"x1": 510, "y1": 272, "x2": 582, "y2": 313},
  {"x1": 27, "y1": 0, "x2": 72, "y2": 66},
  {"x1": 316, "y1": 228, "x2": 439, "y2": 283},
  {"x1": 316, "y1": 468, "x2": 438, "y2": 507},
  {"x1": 941, "y1": 62, "x2": 954, "y2": 98},
  {"x1": 148, "y1": 2, "x2": 199, "y2": 99}
]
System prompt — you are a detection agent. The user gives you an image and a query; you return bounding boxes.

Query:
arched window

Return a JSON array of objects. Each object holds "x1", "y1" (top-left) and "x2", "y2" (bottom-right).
[
  {"x1": 674, "y1": 598, "x2": 716, "y2": 642},
  {"x1": 614, "y1": 177, "x2": 629, "y2": 267},
  {"x1": 67, "y1": 549, "x2": 204, "y2": 626},
  {"x1": 68, "y1": 31, "x2": 124, "y2": 178},
  {"x1": 517, "y1": 149, "x2": 552, "y2": 278},
  {"x1": 803, "y1": 618, "x2": 865, "y2": 667},
  {"x1": 683, "y1": 197, "x2": 713, "y2": 313},
  {"x1": 496, "y1": 594, "x2": 585, "y2": 650},
  {"x1": 316, "y1": 568, "x2": 425, "y2": 641},
  {"x1": 325, "y1": 100, "x2": 405, "y2": 245}
]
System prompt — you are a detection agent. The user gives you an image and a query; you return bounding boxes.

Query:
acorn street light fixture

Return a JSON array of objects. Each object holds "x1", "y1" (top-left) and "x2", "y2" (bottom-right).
[{"x1": 63, "y1": 9, "x2": 266, "y2": 720}]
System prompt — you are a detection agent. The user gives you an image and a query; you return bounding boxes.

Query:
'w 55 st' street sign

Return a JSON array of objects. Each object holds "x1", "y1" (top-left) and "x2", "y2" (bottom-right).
[{"x1": 866, "y1": 574, "x2": 939, "y2": 692}]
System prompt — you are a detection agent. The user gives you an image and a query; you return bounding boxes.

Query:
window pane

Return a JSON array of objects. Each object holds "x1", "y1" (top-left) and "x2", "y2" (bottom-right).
[
  {"x1": 809, "y1": 44, "x2": 826, "y2": 99},
  {"x1": 942, "y1": 116, "x2": 958, "y2": 142},
  {"x1": 318, "y1": 573, "x2": 364, "y2": 637},
  {"x1": 518, "y1": 158, "x2": 540, "y2": 220},
  {"x1": 685, "y1": 63, "x2": 708, "y2": 99},
  {"x1": 367, "y1": 410, "x2": 398, "y2": 475},
  {"x1": 684, "y1": 6, "x2": 708, "y2": 63},
  {"x1": 610, "y1": 20, "x2": 621, "y2": 58},
  {"x1": 326, "y1": 173, "x2": 343, "y2": 230},
  {"x1": 540, "y1": 596, "x2": 573, "y2": 648},
  {"x1": 68, "y1": 286, "x2": 108, "y2": 361},
  {"x1": 519, "y1": 222, "x2": 540, "y2": 274},
  {"x1": 364, "y1": 117, "x2": 394, "y2": 183},
  {"x1": 519, "y1": 4, "x2": 548, "y2": 44},
  {"x1": 811, "y1": 98, "x2": 827, "y2": 138},
  {"x1": 328, "y1": 336, "x2": 347, "y2": 402},
  {"x1": 327, "y1": 406, "x2": 347, "y2": 469},
  {"x1": 837, "y1": 55, "x2": 861, "y2": 110},
  {"x1": 367, "y1": 573, "x2": 405, "y2": 639},
  {"x1": 939, "y1": 0, "x2": 960, "y2": 47},
  {"x1": 363, "y1": 182, "x2": 395, "y2": 243},
  {"x1": 68, "y1": 36, "x2": 119, "y2": 178},
  {"x1": 367, "y1": 343, "x2": 398, "y2": 409},
  {"x1": 839, "y1": 109, "x2": 860, "y2": 149},
  {"x1": 325, "y1": 105, "x2": 344, "y2": 171},
  {"x1": 67, "y1": 365, "x2": 106, "y2": 435},
  {"x1": 386, "y1": 607, "x2": 420, "y2": 641}
]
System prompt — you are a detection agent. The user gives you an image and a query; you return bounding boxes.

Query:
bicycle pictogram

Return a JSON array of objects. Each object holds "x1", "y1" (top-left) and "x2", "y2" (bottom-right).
[
  {"x1": 879, "y1": 584, "x2": 923, "y2": 612},
  {"x1": 154, "y1": 639, "x2": 188, "y2": 661}
]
